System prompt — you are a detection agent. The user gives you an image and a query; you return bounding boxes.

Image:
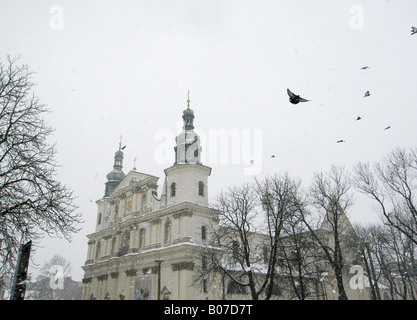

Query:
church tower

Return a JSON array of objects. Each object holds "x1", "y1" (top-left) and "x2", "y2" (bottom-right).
[
  {"x1": 104, "y1": 139, "x2": 126, "y2": 197},
  {"x1": 164, "y1": 94, "x2": 211, "y2": 207}
]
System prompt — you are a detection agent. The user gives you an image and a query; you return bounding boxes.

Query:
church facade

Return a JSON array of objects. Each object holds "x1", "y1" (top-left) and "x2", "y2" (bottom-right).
[
  {"x1": 81, "y1": 99, "x2": 221, "y2": 300},
  {"x1": 81, "y1": 98, "x2": 392, "y2": 300}
]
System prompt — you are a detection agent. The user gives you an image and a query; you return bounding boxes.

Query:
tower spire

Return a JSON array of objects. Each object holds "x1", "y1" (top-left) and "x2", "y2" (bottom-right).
[{"x1": 182, "y1": 90, "x2": 194, "y2": 130}]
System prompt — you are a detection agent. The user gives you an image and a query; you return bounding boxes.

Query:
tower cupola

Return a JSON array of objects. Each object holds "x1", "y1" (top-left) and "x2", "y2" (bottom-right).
[
  {"x1": 104, "y1": 139, "x2": 126, "y2": 197},
  {"x1": 174, "y1": 92, "x2": 201, "y2": 165}
]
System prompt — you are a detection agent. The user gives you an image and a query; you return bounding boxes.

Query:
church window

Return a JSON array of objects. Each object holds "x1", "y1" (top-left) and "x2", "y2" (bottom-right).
[
  {"x1": 263, "y1": 246, "x2": 269, "y2": 264},
  {"x1": 232, "y1": 240, "x2": 239, "y2": 261},
  {"x1": 164, "y1": 219, "x2": 172, "y2": 242},
  {"x1": 97, "y1": 212, "x2": 102, "y2": 225},
  {"x1": 202, "y1": 256, "x2": 207, "y2": 270},
  {"x1": 170, "y1": 183, "x2": 176, "y2": 197},
  {"x1": 198, "y1": 181, "x2": 204, "y2": 196},
  {"x1": 201, "y1": 225, "x2": 206, "y2": 240}
]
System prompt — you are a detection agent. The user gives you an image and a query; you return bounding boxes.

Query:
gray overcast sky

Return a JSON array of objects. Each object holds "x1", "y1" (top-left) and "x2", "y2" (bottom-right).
[{"x1": 1, "y1": 1, "x2": 417, "y2": 281}]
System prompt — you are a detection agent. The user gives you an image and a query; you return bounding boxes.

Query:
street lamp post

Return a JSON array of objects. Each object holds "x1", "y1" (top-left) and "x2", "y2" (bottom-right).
[{"x1": 155, "y1": 259, "x2": 164, "y2": 300}]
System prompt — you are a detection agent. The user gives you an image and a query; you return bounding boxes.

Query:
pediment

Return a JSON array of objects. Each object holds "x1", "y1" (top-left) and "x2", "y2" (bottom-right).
[{"x1": 112, "y1": 170, "x2": 159, "y2": 195}]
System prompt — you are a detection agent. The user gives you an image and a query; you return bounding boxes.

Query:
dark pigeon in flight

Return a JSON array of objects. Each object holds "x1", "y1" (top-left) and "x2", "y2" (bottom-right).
[
  {"x1": 361, "y1": 66, "x2": 370, "y2": 70},
  {"x1": 411, "y1": 27, "x2": 417, "y2": 35},
  {"x1": 384, "y1": 126, "x2": 391, "y2": 130},
  {"x1": 364, "y1": 90, "x2": 370, "y2": 97},
  {"x1": 356, "y1": 116, "x2": 362, "y2": 121},
  {"x1": 337, "y1": 140, "x2": 346, "y2": 143},
  {"x1": 287, "y1": 88, "x2": 310, "y2": 104}
]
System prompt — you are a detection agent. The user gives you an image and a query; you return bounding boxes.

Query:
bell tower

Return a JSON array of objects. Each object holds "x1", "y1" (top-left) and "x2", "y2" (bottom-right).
[{"x1": 164, "y1": 93, "x2": 211, "y2": 207}]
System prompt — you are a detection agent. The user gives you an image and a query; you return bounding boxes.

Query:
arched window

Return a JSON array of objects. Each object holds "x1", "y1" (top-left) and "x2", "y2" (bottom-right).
[
  {"x1": 201, "y1": 225, "x2": 207, "y2": 240},
  {"x1": 115, "y1": 203, "x2": 119, "y2": 217},
  {"x1": 198, "y1": 181, "x2": 204, "y2": 196},
  {"x1": 170, "y1": 182, "x2": 176, "y2": 197},
  {"x1": 164, "y1": 219, "x2": 172, "y2": 242},
  {"x1": 97, "y1": 212, "x2": 102, "y2": 225}
]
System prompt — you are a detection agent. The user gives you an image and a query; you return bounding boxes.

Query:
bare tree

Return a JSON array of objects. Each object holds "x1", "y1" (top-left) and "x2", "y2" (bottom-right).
[
  {"x1": 195, "y1": 174, "x2": 310, "y2": 300},
  {"x1": 351, "y1": 223, "x2": 384, "y2": 300},
  {"x1": 300, "y1": 165, "x2": 354, "y2": 300},
  {"x1": 277, "y1": 211, "x2": 325, "y2": 300},
  {"x1": 256, "y1": 173, "x2": 316, "y2": 300},
  {"x1": 372, "y1": 224, "x2": 416, "y2": 300},
  {"x1": 353, "y1": 148, "x2": 417, "y2": 246},
  {"x1": 0, "y1": 56, "x2": 81, "y2": 279},
  {"x1": 209, "y1": 182, "x2": 261, "y2": 300}
]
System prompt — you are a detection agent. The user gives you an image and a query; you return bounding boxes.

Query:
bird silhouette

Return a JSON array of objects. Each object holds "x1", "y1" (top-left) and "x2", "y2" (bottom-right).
[
  {"x1": 121, "y1": 145, "x2": 126, "y2": 150},
  {"x1": 411, "y1": 27, "x2": 417, "y2": 35},
  {"x1": 271, "y1": 155, "x2": 276, "y2": 158},
  {"x1": 356, "y1": 116, "x2": 362, "y2": 121},
  {"x1": 361, "y1": 66, "x2": 370, "y2": 70},
  {"x1": 364, "y1": 91, "x2": 370, "y2": 97},
  {"x1": 287, "y1": 88, "x2": 310, "y2": 104},
  {"x1": 384, "y1": 126, "x2": 391, "y2": 130},
  {"x1": 337, "y1": 140, "x2": 346, "y2": 143}
]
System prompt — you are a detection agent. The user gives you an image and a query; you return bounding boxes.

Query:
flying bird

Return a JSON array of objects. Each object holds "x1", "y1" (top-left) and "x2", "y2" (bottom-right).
[
  {"x1": 121, "y1": 145, "x2": 126, "y2": 150},
  {"x1": 360, "y1": 66, "x2": 370, "y2": 70},
  {"x1": 364, "y1": 91, "x2": 370, "y2": 97},
  {"x1": 384, "y1": 126, "x2": 391, "y2": 130},
  {"x1": 411, "y1": 26, "x2": 417, "y2": 35},
  {"x1": 287, "y1": 88, "x2": 310, "y2": 104},
  {"x1": 337, "y1": 140, "x2": 346, "y2": 143},
  {"x1": 271, "y1": 155, "x2": 276, "y2": 158},
  {"x1": 356, "y1": 116, "x2": 362, "y2": 121}
]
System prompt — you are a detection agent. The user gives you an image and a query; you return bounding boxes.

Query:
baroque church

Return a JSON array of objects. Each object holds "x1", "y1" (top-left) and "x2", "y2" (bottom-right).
[
  {"x1": 81, "y1": 98, "x2": 220, "y2": 300},
  {"x1": 81, "y1": 97, "x2": 391, "y2": 300}
]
